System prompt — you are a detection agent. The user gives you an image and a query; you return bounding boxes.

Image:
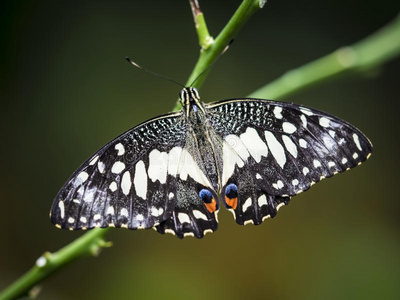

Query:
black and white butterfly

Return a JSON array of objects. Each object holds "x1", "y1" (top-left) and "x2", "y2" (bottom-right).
[{"x1": 50, "y1": 87, "x2": 372, "y2": 238}]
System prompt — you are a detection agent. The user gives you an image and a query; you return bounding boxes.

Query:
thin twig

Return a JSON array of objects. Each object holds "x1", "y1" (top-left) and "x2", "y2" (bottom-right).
[
  {"x1": 249, "y1": 13, "x2": 400, "y2": 99},
  {"x1": 189, "y1": 0, "x2": 201, "y2": 27},
  {"x1": 0, "y1": 228, "x2": 111, "y2": 300},
  {"x1": 174, "y1": 0, "x2": 264, "y2": 110}
]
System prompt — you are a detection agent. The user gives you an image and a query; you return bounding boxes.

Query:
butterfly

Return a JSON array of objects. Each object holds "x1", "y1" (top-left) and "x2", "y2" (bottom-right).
[{"x1": 50, "y1": 87, "x2": 372, "y2": 238}]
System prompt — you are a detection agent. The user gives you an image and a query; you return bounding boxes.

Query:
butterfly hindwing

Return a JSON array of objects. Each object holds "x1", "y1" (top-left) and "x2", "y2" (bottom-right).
[
  {"x1": 207, "y1": 99, "x2": 372, "y2": 224},
  {"x1": 155, "y1": 177, "x2": 219, "y2": 238}
]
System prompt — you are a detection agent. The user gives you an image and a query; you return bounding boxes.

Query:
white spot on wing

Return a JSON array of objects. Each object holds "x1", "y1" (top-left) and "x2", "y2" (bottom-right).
[
  {"x1": 300, "y1": 108, "x2": 313, "y2": 116},
  {"x1": 319, "y1": 117, "x2": 330, "y2": 128},
  {"x1": 240, "y1": 128, "x2": 268, "y2": 163},
  {"x1": 300, "y1": 114, "x2": 307, "y2": 127},
  {"x1": 134, "y1": 160, "x2": 147, "y2": 199},
  {"x1": 168, "y1": 192, "x2": 174, "y2": 199},
  {"x1": 299, "y1": 138, "x2": 307, "y2": 148},
  {"x1": 272, "y1": 180, "x2": 284, "y2": 190},
  {"x1": 89, "y1": 155, "x2": 99, "y2": 165},
  {"x1": 148, "y1": 149, "x2": 169, "y2": 184},
  {"x1": 114, "y1": 143, "x2": 125, "y2": 156},
  {"x1": 136, "y1": 214, "x2": 144, "y2": 222},
  {"x1": 353, "y1": 152, "x2": 359, "y2": 159},
  {"x1": 303, "y1": 167, "x2": 310, "y2": 175},
  {"x1": 68, "y1": 217, "x2": 75, "y2": 224},
  {"x1": 121, "y1": 171, "x2": 132, "y2": 195},
  {"x1": 282, "y1": 122, "x2": 297, "y2": 134},
  {"x1": 256, "y1": 173, "x2": 262, "y2": 180},
  {"x1": 282, "y1": 135, "x2": 298, "y2": 158},
  {"x1": 77, "y1": 171, "x2": 89, "y2": 183},
  {"x1": 242, "y1": 197, "x2": 252, "y2": 212},
  {"x1": 167, "y1": 147, "x2": 182, "y2": 176},
  {"x1": 120, "y1": 208, "x2": 129, "y2": 217},
  {"x1": 292, "y1": 179, "x2": 299, "y2": 186},
  {"x1": 93, "y1": 214, "x2": 101, "y2": 221},
  {"x1": 97, "y1": 161, "x2": 105, "y2": 173},
  {"x1": 244, "y1": 219, "x2": 254, "y2": 225},
  {"x1": 342, "y1": 157, "x2": 348, "y2": 164},
  {"x1": 107, "y1": 206, "x2": 114, "y2": 215},
  {"x1": 257, "y1": 195, "x2": 267, "y2": 207},
  {"x1": 328, "y1": 161, "x2": 335, "y2": 168},
  {"x1": 313, "y1": 160, "x2": 322, "y2": 168},
  {"x1": 352, "y1": 133, "x2": 362, "y2": 151},
  {"x1": 329, "y1": 130, "x2": 336, "y2": 138},
  {"x1": 80, "y1": 216, "x2": 87, "y2": 223},
  {"x1": 109, "y1": 181, "x2": 117, "y2": 192},
  {"x1": 273, "y1": 106, "x2": 283, "y2": 119},
  {"x1": 151, "y1": 207, "x2": 159, "y2": 217},
  {"x1": 264, "y1": 131, "x2": 286, "y2": 168},
  {"x1": 193, "y1": 210, "x2": 208, "y2": 221},
  {"x1": 58, "y1": 201, "x2": 65, "y2": 219},
  {"x1": 178, "y1": 213, "x2": 191, "y2": 224},
  {"x1": 277, "y1": 202, "x2": 286, "y2": 211},
  {"x1": 111, "y1": 161, "x2": 125, "y2": 174}
]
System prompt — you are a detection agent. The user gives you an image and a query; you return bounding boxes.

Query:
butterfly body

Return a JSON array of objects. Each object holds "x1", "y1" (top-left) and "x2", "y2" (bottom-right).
[{"x1": 51, "y1": 87, "x2": 372, "y2": 238}]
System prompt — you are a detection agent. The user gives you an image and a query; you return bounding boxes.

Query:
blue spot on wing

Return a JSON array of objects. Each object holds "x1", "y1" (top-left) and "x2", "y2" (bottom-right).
[
  {"x1": 199, "y1": 189, "x2": 213, "y2": 203},
  {"x1": 225, "y1": 183, "x2": 238, "y2": 199}
]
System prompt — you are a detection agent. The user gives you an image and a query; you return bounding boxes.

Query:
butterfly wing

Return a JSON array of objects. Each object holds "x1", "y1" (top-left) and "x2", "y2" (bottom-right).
[
  {"x1": 51, "y1": 110, "x2": 219, "y2": 238},
  {"x1": 206, "y1": 99, "x2": 372, "y2": 225}
]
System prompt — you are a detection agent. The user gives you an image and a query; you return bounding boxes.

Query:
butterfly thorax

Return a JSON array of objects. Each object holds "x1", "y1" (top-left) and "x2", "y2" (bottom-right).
[{"x1": 180, "y1": 87, "x2": 222, "y2": 192}]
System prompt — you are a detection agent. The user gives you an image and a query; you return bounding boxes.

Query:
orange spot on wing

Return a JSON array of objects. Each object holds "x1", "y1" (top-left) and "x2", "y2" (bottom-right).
[
  {"x1": 225, "y1": 196, "x2": 237, "y2": 210},
  {"x1": 204, "y1": 198, "x2": 217, "y2": 213}
]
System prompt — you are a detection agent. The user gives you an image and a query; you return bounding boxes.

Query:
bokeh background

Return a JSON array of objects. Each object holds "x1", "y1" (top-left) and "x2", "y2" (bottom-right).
[{"x1": 1, "y1": 0, "x2": 399, "y2": 299}]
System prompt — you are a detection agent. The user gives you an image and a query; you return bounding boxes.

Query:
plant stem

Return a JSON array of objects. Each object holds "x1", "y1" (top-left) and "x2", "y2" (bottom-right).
[
  {"x1": 248, "y1": 13, "x2": 400, "y2": 99},
  {"x1": 189, "y1": 0, "x2": 213, "y2": 50},
  {"x1": 0, "y1": 228, "x2": 111, "y2": 300},
  {"x1": 173, "y1": 0, "x2": 264, "y2": 110}
]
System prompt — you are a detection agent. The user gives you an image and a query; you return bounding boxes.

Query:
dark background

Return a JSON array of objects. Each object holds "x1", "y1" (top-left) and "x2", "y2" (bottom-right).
[{"x1": 1, "y1": 0, "x2": 399, "y2": 299}]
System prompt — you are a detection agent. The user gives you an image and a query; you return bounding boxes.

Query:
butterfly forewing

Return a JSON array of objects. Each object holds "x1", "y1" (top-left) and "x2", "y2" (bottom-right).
[{"x1": 51, "y1": 112, "x2": 187, "y2": 230}]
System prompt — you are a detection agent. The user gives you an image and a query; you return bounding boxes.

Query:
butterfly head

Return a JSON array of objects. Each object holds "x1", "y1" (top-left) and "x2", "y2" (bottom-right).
[{"x1": 180, "y1": 87, "x2": 202, "y2": 115}]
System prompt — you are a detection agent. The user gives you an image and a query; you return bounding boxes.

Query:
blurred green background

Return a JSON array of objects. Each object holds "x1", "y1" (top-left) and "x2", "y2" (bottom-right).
[{"x1": 1, "y1": 0, "x2": 399, "y2": 299}]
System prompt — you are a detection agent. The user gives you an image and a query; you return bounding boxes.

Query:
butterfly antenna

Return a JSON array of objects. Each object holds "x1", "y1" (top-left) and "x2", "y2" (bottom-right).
[
  {"x1": 126, "y1": 57, "x2": 185, "y2": 88},
  {"x1": 189, "y1": 39, "x2": 234, "y2": 87}
]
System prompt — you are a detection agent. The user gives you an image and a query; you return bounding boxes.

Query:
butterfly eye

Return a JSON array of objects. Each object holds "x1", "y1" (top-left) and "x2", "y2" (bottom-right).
[
  {"x1": 191, "y1": 87, "x2": 200, "y2": 100},
  {"x1": 179, "y1": 89, "x2": 186, "y2": 102},
  {"x1": 224, "y1": 183, "x2": 238, "y2": 209}
]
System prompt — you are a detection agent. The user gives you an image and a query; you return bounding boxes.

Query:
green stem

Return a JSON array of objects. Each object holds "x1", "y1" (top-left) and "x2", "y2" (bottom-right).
[
  {"x1": 190, "y1": 0, "x2": 213, "y2": 49},
  {"x1": 0, "y1": 228, "x2": 111, "y2": 300},
  {"x1": 248, "y1": 13, "x2": 400, "y2": 99},
  {"x1": 173, "y1": 0, "x2": 264, "y2": 110}
]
